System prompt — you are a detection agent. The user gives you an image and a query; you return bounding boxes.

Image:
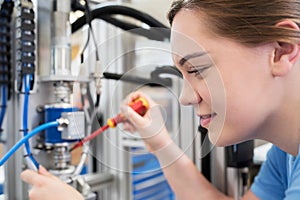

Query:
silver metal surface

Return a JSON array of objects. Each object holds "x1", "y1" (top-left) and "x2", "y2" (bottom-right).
[
  {"x1": 53, "y1": 144, "x2": 71, "y2": 170},
  {"x1": 37, "y1": 0, "x2": 52, "y2": 77},
  {"x1": 5, "y1": 91, "x2": 26, "y2": 200},
  {"x1": 82, "y1": 173, "x2": 114, "y2": 192},
  {"x1": 84, "y1": 193, "x2": 97, "y2": 200},
  {"x1": 227, "y1": 167, "x2": 249, "y2": 200},
  {"x1": 50, "y1": 165, "x2": 75, "y2": 177},
  {"x1": 211, "y1": 147, "x2": 227, "y2": 193},
  {"x1": 61, "y1": 111, "x2": 85, "y2": 140},
  {"x1": 39, "y1": 75, "x2": 90, "y2": 82}
]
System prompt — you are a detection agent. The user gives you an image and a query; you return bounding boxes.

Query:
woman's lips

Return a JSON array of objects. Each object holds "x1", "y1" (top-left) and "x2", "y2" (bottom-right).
[{"x1": 200, "y1": 113, "x2": 216, "y2": 127}]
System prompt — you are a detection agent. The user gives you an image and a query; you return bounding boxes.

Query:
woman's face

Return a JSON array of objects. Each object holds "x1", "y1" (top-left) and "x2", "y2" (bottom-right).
[{"x1": 171, "y1": 10, "x2": 280, "y2": 146}]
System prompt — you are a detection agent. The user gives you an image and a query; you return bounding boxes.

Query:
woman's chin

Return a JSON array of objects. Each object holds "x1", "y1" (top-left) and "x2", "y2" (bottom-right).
[{"x1": 207, "y1": 130, "x2": 238, "y2": 147}]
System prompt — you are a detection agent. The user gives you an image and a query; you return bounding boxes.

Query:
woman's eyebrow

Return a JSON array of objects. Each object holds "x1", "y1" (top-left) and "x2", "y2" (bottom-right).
[{"x1": 179, "y1": 52, "x2": 208, "y2": 66}]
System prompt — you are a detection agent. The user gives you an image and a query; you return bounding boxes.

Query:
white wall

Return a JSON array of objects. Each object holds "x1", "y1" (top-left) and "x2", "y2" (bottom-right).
[{"x1": 130, "y1": 0, "x2": 173, "y2": 25}]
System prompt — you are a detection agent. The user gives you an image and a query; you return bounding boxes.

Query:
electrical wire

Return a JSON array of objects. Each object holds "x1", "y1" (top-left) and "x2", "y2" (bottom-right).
[
  {"x1": 0, "y1": 121, "x2": 59, "y2": 166},
  {"x1": 80, "y1": 28, "x2": 91, "y2": 64},
  {"x1": 80, "y1": 0, "x2": 92, "y2": 63},
  {"x1": 80, "y1": 0, "x2": 100, "y2": 64},
  {"x1": 84, "y1": 0, "x2": 99, "y2": 61},
  {"x1": 22, "y1": 74, "x2": 39, "y2": 169},
  {"x1": 80, "y1": 1, "x2": 102, "y2": 109},
  {"x1": 95, "y1": 94, "x2": 100, "y2": 108}
]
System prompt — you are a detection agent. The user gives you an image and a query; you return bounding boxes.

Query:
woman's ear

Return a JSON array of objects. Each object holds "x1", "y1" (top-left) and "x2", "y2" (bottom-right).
[{"x1": 271, "y1": 20, "x2": 300, "y2": 77}]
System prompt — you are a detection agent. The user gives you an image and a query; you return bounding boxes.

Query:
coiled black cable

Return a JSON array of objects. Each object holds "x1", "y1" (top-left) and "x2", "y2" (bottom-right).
[{"x1": 71, "y1": 4, "x2": 170, "y2": 41}]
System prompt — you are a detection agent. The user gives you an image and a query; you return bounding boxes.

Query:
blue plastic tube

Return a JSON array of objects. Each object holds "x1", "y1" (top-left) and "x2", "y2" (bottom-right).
[
  {"x1": 0, "y1": 86, "x2": 6, "y2": 128},
  {"x1": 23, "y1": 75, "x2": 39, "y2": 168},
  {"x1": 0, "y1": 121, "x2": 59, "y2": 166}
]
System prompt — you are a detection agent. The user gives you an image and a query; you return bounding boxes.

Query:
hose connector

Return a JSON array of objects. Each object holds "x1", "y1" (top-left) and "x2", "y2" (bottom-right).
[{"x1": 56, "y1": 117, "x2": 69, "y2": 131}]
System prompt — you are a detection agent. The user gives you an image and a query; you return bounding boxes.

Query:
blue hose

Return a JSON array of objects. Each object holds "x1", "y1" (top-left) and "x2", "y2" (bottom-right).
[
  {"x1": 23, "y1": 74, "x2": 39, "y2": 168},
  {"x1": 0, "y1": 121, "x2": 59, "y2": 166},
  {"x1": 0, "y1": 86, "x2": 6, "y2": 129}
]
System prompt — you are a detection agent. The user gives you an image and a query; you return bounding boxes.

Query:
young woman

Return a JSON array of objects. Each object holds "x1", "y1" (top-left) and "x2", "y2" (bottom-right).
[{"x1": 21, "y1": 0, "x2": 300, "y2": 199}]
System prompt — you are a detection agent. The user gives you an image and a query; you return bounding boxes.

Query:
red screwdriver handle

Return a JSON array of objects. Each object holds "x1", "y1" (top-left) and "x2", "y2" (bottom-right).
[{"x1": 107, "y1": 97, "x2": 149, "y2": 128}]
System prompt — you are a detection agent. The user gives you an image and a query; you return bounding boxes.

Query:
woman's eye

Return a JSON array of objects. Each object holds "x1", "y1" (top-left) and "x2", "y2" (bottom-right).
[
  {"x1": 187, "y1": 69, "x2": 201, "y2": 75},
  {"x1": 187, "y1": 66, "x2": 210, "y2": 76}
]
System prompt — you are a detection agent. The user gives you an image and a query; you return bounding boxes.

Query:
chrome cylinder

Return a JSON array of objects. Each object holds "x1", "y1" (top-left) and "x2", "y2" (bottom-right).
[
  {"x1": 53, "y1": 144, "x2": 71, "y2": 170},
  {"x1": 51, "y1": 0, "x2": 71, "y2": 76}
]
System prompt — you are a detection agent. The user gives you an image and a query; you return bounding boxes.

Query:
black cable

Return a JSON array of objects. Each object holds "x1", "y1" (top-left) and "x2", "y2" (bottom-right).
[
  {"x1": 71, "y1": 4, "x2": 169, "y2": 40},
  {"x1": 71, "y1": 5, "x2": 170, "y2": 41},
  {"x1": 71, "y1": 0, "x2": 85, "y2": 12},
  {"x1": 95, "y1": 94, "x2": 100, "y2": 108},
  {"x1": 103, "y1": 66, "x2": 181, "y2": 87},
  {"x1": 100, "y1": 15, "x2": 139, "y2": 30},
  {"x1": 82, "y1": 0, "x2": 102, "y2": 110},
  {"x1": 150, "y1": 65, "x2": 182, "y2": 79},
  {"x1": 80, "y1": 28, "x2": 90, "y2": 63},
  {"x1": 98, "y1": 15, "x2": 169, "y2": 41},
  {"x1": 198, "y1": 125, "x2": 211, "y2": 181},
  {"x1": 72, "y1": 5, "x2": 168, "y2": 32},
  {"x1": 103, "y1": 72, "x2": 163, "y2": 87},
  {"x1": 84, "y1": 0, "x2": 100, "y2": 61}
]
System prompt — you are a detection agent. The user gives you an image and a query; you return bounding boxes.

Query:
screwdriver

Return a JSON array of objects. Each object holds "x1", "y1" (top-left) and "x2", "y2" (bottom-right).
[{"x1": 70, "y1": 97, "x2": 149, "y2": 152}]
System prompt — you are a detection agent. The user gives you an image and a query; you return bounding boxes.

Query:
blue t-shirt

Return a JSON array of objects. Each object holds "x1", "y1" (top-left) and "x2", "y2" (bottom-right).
[{"x1": 251, "y1": 145, "x2": 300, "y2": 200}]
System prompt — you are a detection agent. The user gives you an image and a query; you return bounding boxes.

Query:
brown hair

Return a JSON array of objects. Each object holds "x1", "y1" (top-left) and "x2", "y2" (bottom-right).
[{"x1": 167, "y1": 0, "x2": 300, "y2": 46}]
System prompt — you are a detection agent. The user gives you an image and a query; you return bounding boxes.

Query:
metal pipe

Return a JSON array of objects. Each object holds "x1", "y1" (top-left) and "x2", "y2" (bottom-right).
[{"x1": 82, "y1": 173, "x2": 114, "y2": 192}]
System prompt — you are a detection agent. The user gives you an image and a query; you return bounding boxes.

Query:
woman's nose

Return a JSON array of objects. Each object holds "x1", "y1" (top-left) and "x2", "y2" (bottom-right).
[{"x1": 179, "y1": 80, "x2": 201, "y2": 106}]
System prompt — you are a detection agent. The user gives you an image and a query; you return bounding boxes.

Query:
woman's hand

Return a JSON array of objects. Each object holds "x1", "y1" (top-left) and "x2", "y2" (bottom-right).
[
  {"x1": 20, "y1": 166, "x2": 84, "y2": 200},
  {"x1": 121, "y1": 91, "x2": 172, "y2": 152}
]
